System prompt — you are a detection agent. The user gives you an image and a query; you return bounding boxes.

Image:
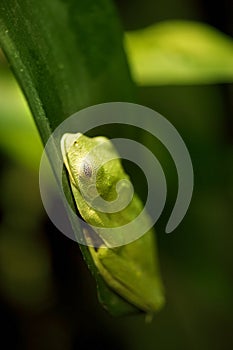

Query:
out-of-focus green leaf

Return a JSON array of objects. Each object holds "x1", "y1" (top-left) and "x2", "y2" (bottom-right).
[
  {"x1": 125, "y1": 21, "x2": 233, "y2": 85},
  {"x1": 0, "y1": 66, "x2": 42, "y2": 171},
  {"x1": 0, "y1": 0, "x2": 136, "y2": 316}
]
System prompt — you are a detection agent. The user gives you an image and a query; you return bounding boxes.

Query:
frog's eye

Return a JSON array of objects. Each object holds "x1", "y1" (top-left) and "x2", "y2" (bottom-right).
[{"x1": 82, "y1": 161, "x2": 92, "y2": 178}]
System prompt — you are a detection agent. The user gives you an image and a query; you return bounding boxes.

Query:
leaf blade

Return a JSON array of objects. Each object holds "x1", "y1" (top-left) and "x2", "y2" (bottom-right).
[
  {"x1": 125, "y1": 20, "x2": 233, "y2": 85},
  {"x1": 0, "y1": 0, "x2": 136, "y2": 315}
]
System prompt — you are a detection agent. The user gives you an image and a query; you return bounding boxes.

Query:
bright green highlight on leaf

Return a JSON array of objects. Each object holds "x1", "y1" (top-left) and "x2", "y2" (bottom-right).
[
  {"x1": 0, "y1": 66, "x2": 42, "y2": 170},
  {"x1": 125, "y1": 21, "x2": 233, "y2": 85},
  {"x1": 61, "y1": 132, "x2": 165, "y2": 315}
]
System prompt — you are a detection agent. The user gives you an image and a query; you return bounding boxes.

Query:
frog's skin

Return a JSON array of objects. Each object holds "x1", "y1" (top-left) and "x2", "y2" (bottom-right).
[{"x1": 61, "y1": 132, "x2": 165, "y2": 314}]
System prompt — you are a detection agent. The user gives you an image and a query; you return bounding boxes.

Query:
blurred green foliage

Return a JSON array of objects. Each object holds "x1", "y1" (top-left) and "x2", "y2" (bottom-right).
[
  {"x1": 125, "y1": 21, "x2": 233, "y2": 85},
  {"x1": 0, "y1": 65, "x2": 42, "y2": 171}
]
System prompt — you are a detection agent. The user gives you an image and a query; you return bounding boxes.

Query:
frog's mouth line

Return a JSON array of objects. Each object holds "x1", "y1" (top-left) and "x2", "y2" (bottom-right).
[{"x1": 82, "y1": 225, "x2": 106, "y2": 251}]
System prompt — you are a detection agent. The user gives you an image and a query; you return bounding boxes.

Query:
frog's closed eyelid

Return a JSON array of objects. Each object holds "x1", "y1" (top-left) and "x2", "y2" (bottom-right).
[{"x1": 83, "y1": 161, "x2": 92, "y2": 178}]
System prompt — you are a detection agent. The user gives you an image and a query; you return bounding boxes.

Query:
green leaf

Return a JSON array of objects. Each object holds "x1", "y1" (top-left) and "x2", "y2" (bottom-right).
[
  {"x1": 0, "y1": 65, "x2": 42, "y2": 171},
  {"x1": 125, "y1": 20, "x2": 233, "y2": 85},
  {"x1": 0, "y1": 0, "x2": 136, "y2": 316}
]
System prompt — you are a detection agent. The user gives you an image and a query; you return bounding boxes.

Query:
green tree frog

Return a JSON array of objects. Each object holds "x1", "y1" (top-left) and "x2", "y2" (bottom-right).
[{"x1": 60, "y1": 132, "x2": 165, "y2": 314}]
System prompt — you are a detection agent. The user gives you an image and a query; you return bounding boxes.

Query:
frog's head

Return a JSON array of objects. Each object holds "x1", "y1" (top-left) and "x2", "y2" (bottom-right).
[{"x1": 61, "y1": 133, "x2": 127, "y2": 202}]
